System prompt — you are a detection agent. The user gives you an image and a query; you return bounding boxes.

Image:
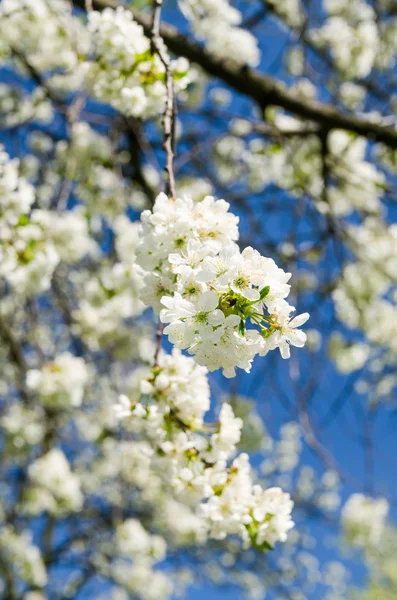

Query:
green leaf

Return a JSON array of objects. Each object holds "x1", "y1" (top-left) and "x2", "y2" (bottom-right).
[
  {"x1": 259, "y1": 285, "x2": 270, "y2": 300},
  {"x1": 238, "y1": 319, "x2": 246, "y2": 336},
  {"x1": 17, "y1": 214, "x2": 29, "y2": 227},
  {"x1": 258, "y1": 541, "x2": 274, "y2": 552}
]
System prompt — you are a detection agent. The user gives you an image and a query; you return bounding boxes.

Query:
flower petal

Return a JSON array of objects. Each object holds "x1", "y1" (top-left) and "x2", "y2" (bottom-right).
[{"x1": 289, "y1": 312, "x2": 310, "y2": 329}]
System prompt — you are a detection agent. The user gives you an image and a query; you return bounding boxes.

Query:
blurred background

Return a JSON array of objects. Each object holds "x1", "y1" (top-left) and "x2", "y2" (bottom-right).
[{"x1": 1, "y1": 0, "x2": 397, "y2": 598}]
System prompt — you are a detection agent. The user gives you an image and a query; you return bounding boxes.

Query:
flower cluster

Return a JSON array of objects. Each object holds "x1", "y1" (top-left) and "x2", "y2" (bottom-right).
[
  {"x1": 85, "y1": 7, "x2": 190, "y2": 118},
  {"x1": 23, "y1": 449, "x2": 83, "y2": 516},
  {"x1": 0, "y1": 145, "x2": 35, "y2": 220},
  {"x1": 1, "y1": 404, "x2": 45, "y2": 451},
  {"x1": 113, "y1": 519, "x2": 171, "y2": 600},
  {"x1": 136, "y1": 192, "x2": 308, "y2": 377},
  {"x1": 26, "y1": 352, "x2": 89, "y2": 409},
  {"x1": 48, "y1": 122, "x2": 144, "y2": 218},
  {"x1": 179, "y1": 0, "x2": 260, "y2": 67},
  {"x1": 0, "y1": 526, "x2": 47, "y2": 588},
  {"x1": 0, "y1": 84, "x2": 53, "y2": 129},
  {"x1": 342, "y1": 493, "x2": 389, "y2": 548},
  {"x1": 0, "y1": 0, "x2": 89, "y2": 78},
  {"x1": 118, "y1": 348, "x2": 210, "y2": 429},
  {"x1": 311, "y1": 1, "x2": 379, "y2": 78},
  {"x1": 0, "y1": 146, "x2": 58, "y2": 295},
  {"x1": 0, "y1": 146, "x2": 95, "y2": 295},
  {"x1": 115, "y1": 350, "x2": 294, "y2": 550},
  {"x1": 116, "y1": 519, "x2": 166, "y2": 560},
  {"x1": 242, "y1": 128, "x2": 385, "y2": 218},
  {"x1": 72, "y1": 240, "x2": 145, "y2": 353}
]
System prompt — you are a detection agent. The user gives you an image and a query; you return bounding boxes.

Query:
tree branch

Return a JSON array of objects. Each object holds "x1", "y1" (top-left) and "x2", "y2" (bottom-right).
[
  {"x1": 150, "y1": 0, "x2": 177, "y2": 198},
  {"x1": 74, "y1": 0, "x2": 397, "y2": 149}
]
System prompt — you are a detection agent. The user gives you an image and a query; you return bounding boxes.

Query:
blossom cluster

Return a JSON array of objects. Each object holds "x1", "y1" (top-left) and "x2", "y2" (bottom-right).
[
  {"x1": 179, "y1": 0, "x2": 260, "y2": 67},
  {"x1": 0, "y1": 0, "x2": 89, "y2": 77},
  {"x1": 342, "y1": 493, "x2": 389, "y2": 548},
  {"x1": 0, "y1": 84, "x2": 53, "y2": 129},
  {"x1": 0, "y1": 146, "x2": 95, "y2": 295},
  {"x1": 115, "y1": 350, "x2": 294, "y2": 550},
  {"x1": 0, "y1": 145, "x2": 58, "y2": 295},
  {"x1": 37, "y1": 123, "x2": 145, "y2": 218},
  {"x1": 0, "y1": 2, "x2": 190, "y2": 120},
  {"x1": 236, "y1": 127, "x2": 385, "y2": 218},
  {"x1": 26, "y1": 352, "x2": 89, "y2": 409},
  {"x1": 136, "y1": 192, "x2": 309, "y2": 377},
  {"x1": 1, "y1": 0, "x2": 396, "y2": 597},
  {"x1": 113, "y1": 519, "x2": 171, "y2": 600},
  {"x1": 311, "y1": 0, "x2": 379, "y2": 78},
  {"x1": 85, "y1": 7, "x2": 190, "y2": 118},
  {"x1": 0, "y1": 526, "x2": 47, "y2": 588},
  {"x1": 267, "y1": 0, "x2": 304, "y2": 28},
  {"x1": 23, "y1": 448, "x2": 84, "y2": 516}
]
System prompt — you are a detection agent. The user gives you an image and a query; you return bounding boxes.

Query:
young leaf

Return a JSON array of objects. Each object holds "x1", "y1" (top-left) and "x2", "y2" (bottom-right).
[
  {"x1": 259, "y1": 285, "x2": 270, "y2": 300},
  {"x1": 238, "y1": 319, "x2": 246, "y2": 336}
]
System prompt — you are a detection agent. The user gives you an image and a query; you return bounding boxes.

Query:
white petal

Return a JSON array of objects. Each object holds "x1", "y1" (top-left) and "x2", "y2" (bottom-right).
[
  {"x1": 289, "y1": 312, "x2": 310, "y2": 328},
  {"x1": 224, "y1": 314, "x2": 241, "y2": 328},
  {"x1": 195, "y1": 269, "x2": 215, "y2": 283},
  {"x1": 288, "y1": 330, "x2": 307, "y2": 348},
  {"x1": 280, "y1": 341, "x2": 290, "y2": 359},
  {"x1": 223, "y1": 366, "x2": 236, "y2": 378},
  {"x1": 160, "y1": 294, "x2": 176, "y2": 309},
  {"x1": 168, "y1": 253, "x2": 184, "y2": 265},
  {"x1": 198, "y1": 290, "x2": 219, "y2": 312},
  {"x1": 244, "y1": 288, "x2": 260, "y2": 301},
  {"x1": 208, "y1": 309, "x2": 225, "y2": 326}
]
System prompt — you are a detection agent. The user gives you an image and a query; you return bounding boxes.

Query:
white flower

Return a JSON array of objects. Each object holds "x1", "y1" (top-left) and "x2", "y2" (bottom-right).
[
  {"x1": 205, "y1": 403, "x2": 243, "y2": 461},
  {"x1": 161, "y1": 290, "x2": 224, "y2": 334},
  {"x1": 342, "y1": 493, "x2": 389, "y2": 547},
  {"x1": 116, "y1": 519, "x2": 167, "y2": 562},
  {"x1": 26, "y1": 449, "x2": 83, "y2": 516},
  {"x1": 0, "y1": 527, "x2": 47, "y2": 588},
  {"x1": 196, "y1": 244, "x2": 239, "y2": 286},
  {"x1": 265, "y1": 309, "x2": 310, "y2": 359},
  {"x1": 114, "y1": 394, "x2": 132, "y2": 419},
  {"x1": 138, "y1": 192, "x2": 308, "y2": 376},
  {"x1": 179, "y1": 0, "x2": 260, "y2": 66},
  {"x1": 85, "y1": 7, "x2": 189, "y2": 118},
  {"x1": 0, "y1": 146, "x2": 35, "y2": 223},
  {"x1": 26, "y1": 353, "x2": 89, "y2": 408},
  {"x1": 251, "y1": 486, "x2": 295, "y2": 547},
  {"x1": 168, "y1": 239, "x2": 210, "y2": 274}
]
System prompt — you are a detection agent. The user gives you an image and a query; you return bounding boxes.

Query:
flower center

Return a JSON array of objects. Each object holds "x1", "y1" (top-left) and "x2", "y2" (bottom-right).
[
  {"x1": 195, "y1": 311, "x2": 208, "y2": 324},
  {"x1": 234, "y1": 275, "x2": 249, "y2": 289}
]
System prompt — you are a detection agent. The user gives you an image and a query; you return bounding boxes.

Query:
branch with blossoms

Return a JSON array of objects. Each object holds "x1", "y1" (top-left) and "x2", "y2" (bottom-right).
[
  {"x1": 74, "y1": 0, "x2": 397, "y2": 149},
  {"x1": 2, "y1": 0, "x2": 397, "y2": 598},
  {"x1": 107, "y1": 0, "x2": 308, "y2": 551}
]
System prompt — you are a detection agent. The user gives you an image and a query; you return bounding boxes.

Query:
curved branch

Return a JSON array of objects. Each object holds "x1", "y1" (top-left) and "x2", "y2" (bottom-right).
[{"x1": 75, "y1": 0, "x2": 397, "y2": 149}]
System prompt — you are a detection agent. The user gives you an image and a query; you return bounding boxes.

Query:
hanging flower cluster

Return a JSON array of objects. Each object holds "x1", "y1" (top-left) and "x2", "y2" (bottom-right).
[
  {"x1": 136, "y1": 192, "x2": 309, "y2": 377},
  {"x1": 115, "y1": 349, "x2": 294, "y2": 550}
]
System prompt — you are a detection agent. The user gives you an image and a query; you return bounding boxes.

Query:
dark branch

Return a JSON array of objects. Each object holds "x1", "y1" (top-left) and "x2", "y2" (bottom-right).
[{"x1": 73, "y1": 0, "x2": 397, "y2": 149}]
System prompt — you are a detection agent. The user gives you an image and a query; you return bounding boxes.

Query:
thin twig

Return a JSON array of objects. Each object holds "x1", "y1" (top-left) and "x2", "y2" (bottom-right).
[
  {"x1": 154, "y1": 322, "x2": 165, "y2": 366},
  {"x1": 0, "y1": 311, "x2": 30, "y2": 404},
  {"x1": 298, "y1": 390, "x2": 359, "y2": 486},
  {"x1": 149, "y1": 0, "x2": 178, "y2": 363},
  {"x1": 57, "y1": 94, "x2": 86, "y2": 212},
  {"x1": 150, "y1": 0, "x2": 177, "y2": 198}
]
